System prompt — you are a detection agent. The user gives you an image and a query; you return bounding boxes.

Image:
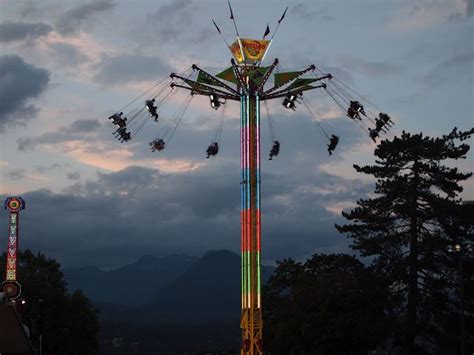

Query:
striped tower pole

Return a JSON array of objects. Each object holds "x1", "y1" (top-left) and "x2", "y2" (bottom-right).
[
  {"x1": 2, "y1": 196, "x2": 26, "y2": 300},
  {"x1": 162, "y1": 46, "x2": 323, "y2": 354},
  {"x1": 240, "y1": 76, "x2": 263, "y2": 354}
]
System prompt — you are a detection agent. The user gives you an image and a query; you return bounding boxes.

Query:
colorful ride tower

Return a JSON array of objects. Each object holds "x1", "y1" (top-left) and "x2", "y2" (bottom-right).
[
  {"x1": 1, "y1": 197, "x2": 26, "y2": 300},
  {"x1": 170, "y1": 41, "x2": 330, "y2": 353}
]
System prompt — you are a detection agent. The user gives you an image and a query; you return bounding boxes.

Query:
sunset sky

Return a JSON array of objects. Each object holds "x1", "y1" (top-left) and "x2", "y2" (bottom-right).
[{"x1": 0, "y1": 0, "x2": 472, "y2": 268}]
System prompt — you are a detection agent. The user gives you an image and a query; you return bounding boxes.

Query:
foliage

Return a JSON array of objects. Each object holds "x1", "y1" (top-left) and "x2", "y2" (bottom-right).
[
  {"x1": 264, "y1": 253, "x2": 389, "y2": 354},
  {"x1": 336, "y1": 128, "x2": 474, "y2": 354},
  {"x1": 0, "y1": 249, "x2": 99, "y2": 355}
]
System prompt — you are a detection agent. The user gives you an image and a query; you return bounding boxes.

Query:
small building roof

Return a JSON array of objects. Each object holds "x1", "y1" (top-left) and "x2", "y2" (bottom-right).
[{"x1": 0, "y1": 304, "x2": 34, "y2": 354}]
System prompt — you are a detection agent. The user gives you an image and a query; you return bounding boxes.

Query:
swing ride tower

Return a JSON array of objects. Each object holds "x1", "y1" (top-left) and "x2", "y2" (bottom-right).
[
  {"x1": 239, "y1": 70, "x2": 264, "y2": 353},
  {"x1": 170, "y1": 48, "x2": 330, "y2": 353},
  {"x1": 109, "y1": 5, "x2": 394, "y2": 354}
]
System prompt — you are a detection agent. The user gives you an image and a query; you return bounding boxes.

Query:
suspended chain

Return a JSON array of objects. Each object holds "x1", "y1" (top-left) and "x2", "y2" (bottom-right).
[
  {"x1": 313, "y1": 69, "x2": 379, "y2": 125},
  {"x1": 325, "y1": 88, "x2": 347, "y2": 114},
  {"x1": 118, "y1": 66, "x2": 192, "y2": 113},
  {"x1": 131, "y1": 111, "x2": 151, "y2": 137},
  {"x1": 215, "y1": 103, "x2": 227, "y2": 143},
  {"x1": 127, "y1": 106, "x2": 148, "y2": 126},
  {"x1": 162, "y1": 94, "x2": 194, "y2": 143},
  {"x1": 125, "y1": 86, "x2": 175, "y2": 137},
  {"x1": 301, "y1": 97, "x2": 331, "y2": 141},
  {"x1": 329, "y1": 80, "x2": 377, "y2": 125},
  {"x1": 118, "y1": 78, "x2": 168, "y2": 113},
  {"x1": 263, "y1": 100, "x2": 276, "y2": 142},
  {"x1": 332, "y1": 75, "x2": 384, "y2": 112}
]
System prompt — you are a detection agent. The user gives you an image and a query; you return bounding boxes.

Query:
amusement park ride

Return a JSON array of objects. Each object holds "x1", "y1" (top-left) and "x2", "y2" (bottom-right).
[
  {"x1": 107, "y1": 4, "x2": 393, "y2": 354},
  {"x1": 1, "y1": 197, "x2": 26, "y2": 301}
]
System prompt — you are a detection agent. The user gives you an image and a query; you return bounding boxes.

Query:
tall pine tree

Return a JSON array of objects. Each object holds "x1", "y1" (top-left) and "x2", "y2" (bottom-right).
[{"x1": 336, "y1": 128, "x2": 473, "y2": 354}]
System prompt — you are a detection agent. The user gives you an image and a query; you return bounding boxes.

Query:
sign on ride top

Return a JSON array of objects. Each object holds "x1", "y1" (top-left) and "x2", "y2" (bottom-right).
[{"x1": 230, "y1": 38, "x2": 271, "y2": 64}]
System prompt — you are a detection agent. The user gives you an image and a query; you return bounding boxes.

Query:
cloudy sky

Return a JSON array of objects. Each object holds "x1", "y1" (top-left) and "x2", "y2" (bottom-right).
[{"x1": 0, "y1": 0, "x2": 472, "y2": 269}]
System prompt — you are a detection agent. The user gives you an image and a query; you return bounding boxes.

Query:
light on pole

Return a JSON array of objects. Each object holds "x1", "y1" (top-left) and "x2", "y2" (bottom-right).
[{"x1": 447, "y1": 243, "x2": 473, "y2": 355}]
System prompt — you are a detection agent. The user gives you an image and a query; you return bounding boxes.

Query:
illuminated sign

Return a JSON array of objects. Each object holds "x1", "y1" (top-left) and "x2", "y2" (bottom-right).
[
  {"x1": 2, "y1": 197, "x2": 25, "y2": 299},
  {"x1": 230, "y1": 38, "x2": 270, "y2": 64}
]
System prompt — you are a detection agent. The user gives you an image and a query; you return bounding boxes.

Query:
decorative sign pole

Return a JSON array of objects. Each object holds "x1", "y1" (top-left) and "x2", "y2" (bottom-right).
[{"x1": 1, "y1": 196, "x2": 26, "y2": 300}]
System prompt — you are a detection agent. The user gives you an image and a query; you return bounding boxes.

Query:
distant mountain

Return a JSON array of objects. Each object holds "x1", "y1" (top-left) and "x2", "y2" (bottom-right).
[
  {"x1": 146, "y1": 250, "x2": 274, "y2": 323},
  {"x1": 63, "y1": 254, "x2": 198, "y2": 306},
  {"x1": 64, "y1": 250, "x2": 275, "y2": 324}
]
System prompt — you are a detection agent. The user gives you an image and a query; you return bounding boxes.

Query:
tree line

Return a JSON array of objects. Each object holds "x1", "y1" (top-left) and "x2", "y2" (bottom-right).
[
  {"x1": 264, "y1": 128, "x2": 474, "y2": 355},
  {"x1": 1, "y1": 127, "x2": 472, "y2": 354},
  {"x1": 0, "y1": 250, "x2": 99, "y2": 355}
]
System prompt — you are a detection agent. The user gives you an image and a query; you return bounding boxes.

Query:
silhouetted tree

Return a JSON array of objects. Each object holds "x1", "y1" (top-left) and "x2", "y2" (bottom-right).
[
  {"x1": 336, "y1": 128, "x2": 474, "y2": 354},
  {"x1": 0, "y1": 250, "x2": 99, "y2": 355},
  {"x1": 264, "y1": 254, "x2": 388, "y2": 354}
]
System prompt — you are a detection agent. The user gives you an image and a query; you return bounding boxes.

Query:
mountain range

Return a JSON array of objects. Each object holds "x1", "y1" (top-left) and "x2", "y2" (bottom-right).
[{"x1": 63, "y1": 250, "x2": 274, "y2": 324}]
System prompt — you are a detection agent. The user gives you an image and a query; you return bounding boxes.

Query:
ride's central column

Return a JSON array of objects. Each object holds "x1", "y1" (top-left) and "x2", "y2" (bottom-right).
[{"x1": 241, "y1": 76, "x2": 263, "y2": 355}]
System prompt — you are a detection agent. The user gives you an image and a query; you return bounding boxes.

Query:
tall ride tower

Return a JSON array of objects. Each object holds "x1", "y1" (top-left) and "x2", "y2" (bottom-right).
[
  {"x1": 170, "y1": 37, "x2": 330, "y2": 353},
  {"x1": 1, "y1": 196, "x2": 26, "y2": 300},
  {"x1": 110, "y1": 7, "x2": 393, "y2": 351}
]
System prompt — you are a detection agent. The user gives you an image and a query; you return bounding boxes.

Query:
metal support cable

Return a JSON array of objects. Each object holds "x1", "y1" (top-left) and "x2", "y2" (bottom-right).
[
  {"x1": 118, "y1": 81, "x2": 165, "y2": 113},
  {"x1": 150, "y1": 80, "x2": 173, "y2": 99},
  {"x1": 328, "y1": 80, "x2": 352, "y2": 101},
  {"x1": 326, "y1": 88, "x2": 370, "y2": 135},
  {"x1": 167, "y1": 94, "x2": 194, "y2": 143},
  {"x1": 131, "y1": 112, "x2": 151, "y2": 137},
  {"x1": 305, "y1": 90, "x2": 336, "y2": 133},
  {"x1": 313, "y1": 68, "x2": 379, "y2": 125},
  {"x1": 301, "y1": 98, "x2": 330, "y2": 141},
  {"x1": 215, "y1": 103, "x2": 227, "y2": 143},
  {"x1": 156, "y1": 87, "x2": 176, "y2": 108},
  {"x1": 264, "y1": 100, "x2": 276, "y2": 142},
  {"x1": 325, "y1": 88, "x2": 346, "y2": 113},
  {"x1": 329, "y1": 80, "x2": 376, "y2": 125},
  {"x1": 333, "y1": 76, "x2": 384, "y2": 112},
  {"x1": 127, "y1": 106, "x2": 148, "y2": 125},
  {"x1": 161, "y1": 94, "x2": 194, "y2": 140}
]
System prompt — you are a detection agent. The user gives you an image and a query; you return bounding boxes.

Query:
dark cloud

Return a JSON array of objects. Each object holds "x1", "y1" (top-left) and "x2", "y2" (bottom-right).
[
  {"x1": 0, "y1": 55, "x2": 50, "y2": 131},
  {"x1": 67, "y1": 171, "x2": 81, "y2": 180},
  {"x1": 70, "y1": 119, "x2": 101, "y2": 132},
  {"x1": 420, "y1": 52, "x2": 474, "y2": 88},
  {"x1": 0, "y1": 160, "x2": 367, "y2": 268},
  {"x1": 18, "y1": 1, "x2": 63, "y2": 20},
  {"x1": 49, "y1": 42, "x2": 89, "y2": 67},
  {"x1": 5, "y1": 106, "x2": 373, "y2": 268},
  {"x1": 138, "y1": 0, "x2": 212, "y2": 47},
  {"x1": 35, "y1": 163, "x2": 62, "y2": 174},
  {"x1": 450, "y1": 0, "x2": 473, "y2": 19},
  {"x1": 291, "y1": 3, "x2": 334, "y2": 22},
  {"x1": 147, "y1": 0, "x2": 193, "y2": 43},
  {"x1": 8, "y1": 169, "x2": 26, "y2": 180},
  {"x1": 338, "y1": 57, "x2": 403, "y2": 77},
  {"x1": 93, "y1": 54, "x2": 173, "y2": 85},
  {"x1": 56, "y1": 0, "x2": 116, "y2": 35},
  {"x1": 17, "y1": 119, "x2": 101, "y2": 151},
  {"x1": 466, "y1": 0, "x2": 474, "y2": 17},
  {"x1": 0, "y1": 22, "x2": 53, "y2": 43}
]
